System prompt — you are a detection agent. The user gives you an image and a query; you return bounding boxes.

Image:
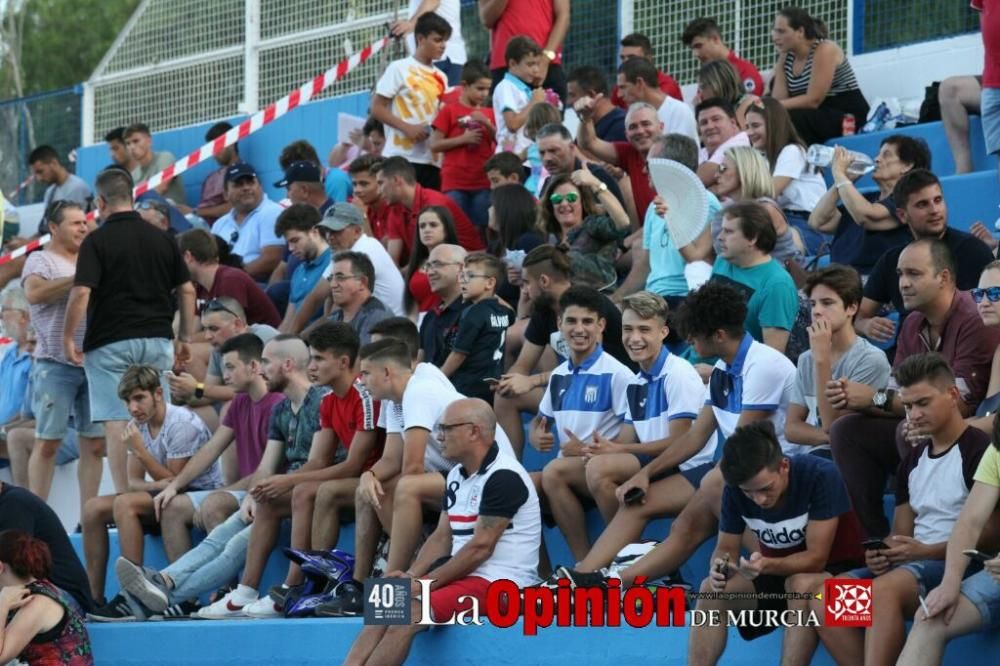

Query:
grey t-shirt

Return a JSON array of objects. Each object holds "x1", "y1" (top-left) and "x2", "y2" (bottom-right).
[
  {"x1": 791, "y1": 336, "x2": 891, "y2": 434},
  {"x1": 207, "y1": 323, "x2": 279, "y2": 380},
  {"x1": 328, "y1": 296, "x2": 392, "y2": 346},
  {"x1": 38, "y1": 174, "x2": 93, "y2": 235},
  {"x1": 132, "y1": 151, "x2": 186, "y2": 205}
]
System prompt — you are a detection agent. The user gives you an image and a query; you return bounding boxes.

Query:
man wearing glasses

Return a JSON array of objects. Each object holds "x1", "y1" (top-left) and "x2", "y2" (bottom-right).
[
  {"x1": 211, "y1": 163, "x2": 285, "y2": 282},
  {"x1": 322, "y1": 251, "x2": 392, "y2": 345},
  {"x1": 418, "y1": 244, "x2": 468, "y2": 367}
]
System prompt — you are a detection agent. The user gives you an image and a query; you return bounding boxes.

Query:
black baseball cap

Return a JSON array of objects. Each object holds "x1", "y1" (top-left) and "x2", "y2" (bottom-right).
[
  {"x1": 224, "y1": 162, "x2": 258, "y2": 184},
  {"x1": 274, "y1": 160, "x2": 322, "y2": 188}
]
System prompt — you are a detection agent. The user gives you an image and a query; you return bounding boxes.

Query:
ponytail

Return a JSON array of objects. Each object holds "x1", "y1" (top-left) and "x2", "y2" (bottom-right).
[
  {"x1": 0, "y1": 530, "x2": 52, "y2": 580},
  {"x1": 778, "y1": 6, "x2": 823, "y2": 41}
]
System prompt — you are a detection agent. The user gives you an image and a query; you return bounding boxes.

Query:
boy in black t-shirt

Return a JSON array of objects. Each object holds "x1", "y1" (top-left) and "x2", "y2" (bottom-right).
[{"x1": 440, "y1": 253, "x2": 515, "y2": 403}]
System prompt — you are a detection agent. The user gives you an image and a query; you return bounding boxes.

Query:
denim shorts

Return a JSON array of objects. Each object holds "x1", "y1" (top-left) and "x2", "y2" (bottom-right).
[
  {"x1": 982, "y1": 87, "x2": 1000, "y2": 155},
  {"x1": 31, "y1": 359, "x2": 103, "y2": 439},
  {"x1": 960, "y1": 569, "x2": 1000, "y2": 630},
  {"x1": 83, "y1": 338, "x2": 173, "y2": 421},
  {"x1": 187, "y1": 489, "x2": 245, "y2": 511},
  {"x1": 848, "y1": 559, "x2": 951, "y2": 596}
]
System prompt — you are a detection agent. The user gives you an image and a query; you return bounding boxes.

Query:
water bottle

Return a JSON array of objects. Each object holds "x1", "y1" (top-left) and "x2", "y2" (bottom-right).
[
  {"x1": 869, "y1": 310, "x2": 900, "y2": 351},
  {"x1": 806, "y1": 145, "x2": 875, "y2": 178},
  {"x1": 861, "y1": 102, "x2": 892, "y2": 133}
]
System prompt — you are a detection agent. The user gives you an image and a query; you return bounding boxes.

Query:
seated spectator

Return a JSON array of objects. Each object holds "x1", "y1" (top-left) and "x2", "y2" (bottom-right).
[
  {"x1": 611, "y1": 32, "x2": 683, "y2": 107},
  {"x1": 939, "y1": 75, "x2": 983, "y2": 175},
  {"x1": 403, "y1": 206, "x2": 460, "y2": 316},
  {"x1": 492, "y1": 36, "x2": 546, "y2": 157},
  {"x1": 211, "y1": 163, "x2": 285, "y2": 282},
  {"x1": 785, "y1": 266, "x2": 891, "y2": 453},
  {"x1": 855, "y1": 170, "x2": 995, "y2": 347},
  {"x1": 680, "y1": 17, "x2": 764, "y2": 96},
  {"x1": 815, "y1": 352, "x2": 990, "y2": 665},
  {"x1": 899, "y1": 417, "x2": 1000, "y2": 665},
  {"x1": 540, "y1": 172, "x2": 630, "y2": 292},
  {"x1": 342, "y1": 399, "x2": 539, "y2": 664},
  {"x1": 614, "y1": 134, "x2": 720, "y2": 307},
  {"x1": 971, "y1": 262, "x2": 1000, "y2": 434},
  {"x1": 520, "y1": 102, "x2": 562, "y2": 198},
  {"x1": 176, "y1": 121, "x2": 239, "y2": 225},
  {"x1": 536, "y1": 123, "x2": 626, "y2": 208},
  {"x1": 829, "y1": 239, "x2": 1000, "y2": 537},
  {"x1": 616, "y1": 58, "x2": 698, "y2": 145},
  {"x1": 279, "y1": 139, "x2": 353, "y2": 206},
  {"x1": 419, "y1": 244, "x2": 469, "y2": 366},
  {"x1": 377, "y1": 156, "x2": 485, "y2": 265},
  {"x1": 568, "y1": 66, "x2": 626, "y2": 143},
  {"x1": 345, "y1": 154, "x2": 390, "y2": 241},
  {"x1": 136, "y1": 199, "x2": 173, "y2": 233},
  {"x1": 809, "y1": 137, "x2": 930, "y2": 276},
  {"x1": 104, "y1": 126, "x2": 137, "y2": 172},
  {"x1": 711, "y1": 146, "x2": 805, "y2": 265},
  {"x1": 84, "y1": 366, "x2": 219, "y2": 610},
  {"x1": 0, "y1": 481, "x2": 95, "y2": 613},
  {"x1": 28, "y1": 145, "x2": 92, "y2": 212},
  {"x1": 124, "y1": 123, "x2": 186, "y2": 205},
  {"x1": 0, "y1": 286, "x2": 34, "y2": 451},
  {"x1": 274, "y1": 205, "x2": 331, "y2": 331},
  {"x1": 711, "y1": 201, "x2": 800, "y2": 354},
  {"x1": 153, "y1": 334, "x2": 283, "y2": 562},
  {"x1": 0, "y1": 530, "x2": 93, "y2": 663},
  {"x1": 439, "y1": 253, "x2": 514, "y2": 403},
  {"x1": 694, "y1": 60, "x2": 759, "y2": 128},
  {"x1": 689, "y1": 421, "x2": 864, "y2": 665},
  {"x1": 179, "y1": 228, "x2": 281, "y2": 327},
  {"x1": 275, "y1": 160, "x2": 334, "y2": 214},
  {"x1": 770, "y1": 6, "x2": 870, "y2": 145},
  {"x1": 328, "y1": 118, "x2": 384, "y2": 183},
  {"x1": 696, "y1": 97, "x2": 750, "y2": 188},
  {"x1": 324, "y1": 251, "x2": 392, "y2": 346},
  {"x1": 484, "y1": 151, "x2": 527, "y2": 189},
  {"x1": 487, "y1": 184, "x2": 544, "y2": 306},
  {"x1": 745, "y1": 98, "x2": 828, "y2": 256},
  {"x1": 428, "y1": 61, "x2": 496, "y2": 231}
]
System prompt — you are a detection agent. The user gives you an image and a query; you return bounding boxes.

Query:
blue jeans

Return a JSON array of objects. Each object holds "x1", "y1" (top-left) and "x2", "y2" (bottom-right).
[
  {"x1": 446, "y1": 189, "x2": 491, "y2": 229},
  {"x1": 84, "y1": 338, "x2": 173, "y2": 421},
  {"x1": 164, "y1": 511, "x2": 252, "y2": 603}
]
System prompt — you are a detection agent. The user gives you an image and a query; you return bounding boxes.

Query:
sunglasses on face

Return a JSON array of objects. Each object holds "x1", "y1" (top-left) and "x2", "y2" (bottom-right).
[
  {"x1": 972, "y1": 287, "x2": 1000, "y2": 304},
  {"x1": 549, "y1": 192, "x2": 579, "y2": 205}
]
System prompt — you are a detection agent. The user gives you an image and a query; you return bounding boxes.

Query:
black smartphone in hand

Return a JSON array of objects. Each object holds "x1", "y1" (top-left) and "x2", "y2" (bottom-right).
[{"x1": 623, "y1": 487, "x2": 645, "y2": 506}]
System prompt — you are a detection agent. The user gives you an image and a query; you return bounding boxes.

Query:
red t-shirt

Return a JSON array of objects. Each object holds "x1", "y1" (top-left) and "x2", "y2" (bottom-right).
[
  {"x1": 223, "y1": 391, "x2": 286, "y2": 478},
  {"x1": 196, "y1": 265, "x2": 282, "y2": 327},
  {"x1": 408, "y1": 269, "x2": 439, "y2": 312},
  {"x1": 385, "y1": 185, "x2": 485, "y2": 259},
  {"x1": 974, "y1": 0, "x2": 1000, "y2": 88},
  {"x1": 613, "y1": 142, "x2": 656, "y2": 220},
  {"x1": 366, "y1": 199, "x2": 392, "y2": 242},
  {"x1": 432, "y1": 101, "x2": 496, "y2": 192},
  {"x1": 318, "y1": 378, "x2": 383, "y2": 470},
  {"x1": 489, "y1": 0, "x2": 562, "y2": 70},
  {"x1": 728, "y1": 52, "x2": 764, "y2": 97},
  {"x1": 611, "y1": 70, "x2": 683, "y2": 108}
]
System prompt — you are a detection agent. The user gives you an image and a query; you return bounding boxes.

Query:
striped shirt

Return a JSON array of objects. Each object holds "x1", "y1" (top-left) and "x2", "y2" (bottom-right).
[
  {"x1": 625, "y1": 347, "x2": 704, "y2": 468},
  {"x1": 539, "y1": 345, "x2": 633, "y2": 457},
  {"x1": 21, "y1": 249, "x2": 83, "y2": 364},
  {"x1": 705, "y1": 334, "x2": 800, "y2": 461},
  {"x1": 783, "y1": 40, "x2": 862, "y2": 98}
]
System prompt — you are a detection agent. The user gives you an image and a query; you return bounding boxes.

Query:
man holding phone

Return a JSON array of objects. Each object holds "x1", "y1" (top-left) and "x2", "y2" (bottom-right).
[{"x1": 812, "y1": 352, "x2": 990, "y2": 665}]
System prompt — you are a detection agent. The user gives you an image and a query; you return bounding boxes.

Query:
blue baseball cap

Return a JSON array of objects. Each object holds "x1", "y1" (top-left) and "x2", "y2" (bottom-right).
[
  {"x1": 224, "y1": 162, "x2": 258, "y2": 184},
  {"x1": 274, "y1": 160, "x2": 322, "y2": 188}
]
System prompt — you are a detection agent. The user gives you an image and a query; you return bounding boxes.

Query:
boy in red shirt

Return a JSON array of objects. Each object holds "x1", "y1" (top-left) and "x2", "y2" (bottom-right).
[{"x1": 429, "y1": 62, "x2": 497, "y2": 239}]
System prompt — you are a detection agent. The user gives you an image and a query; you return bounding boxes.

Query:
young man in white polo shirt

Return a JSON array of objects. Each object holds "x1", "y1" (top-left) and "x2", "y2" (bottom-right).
[{"x1": 532, "y1": 286, "x2": 633, "y2": 563}]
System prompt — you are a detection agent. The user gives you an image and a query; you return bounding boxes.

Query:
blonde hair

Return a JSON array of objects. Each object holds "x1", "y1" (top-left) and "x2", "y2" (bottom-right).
[
  {"x1": 622, "y1": 291, "x2": 669, "y2": 322},
  {"x1": 725, "y1": 146, "x2": 774, "y2": 200},
  {"x1": 524, "y1": 103, "x2": 562, "y2": 140}
]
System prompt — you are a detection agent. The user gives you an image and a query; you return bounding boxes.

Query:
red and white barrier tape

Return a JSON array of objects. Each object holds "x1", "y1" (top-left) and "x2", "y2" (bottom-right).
[
  {"x1": 0, "y1": 36, "x2": 389, "y2": 266},
  {"x1": 4, "y1": 175, "x2": 34, "y2": 202}
]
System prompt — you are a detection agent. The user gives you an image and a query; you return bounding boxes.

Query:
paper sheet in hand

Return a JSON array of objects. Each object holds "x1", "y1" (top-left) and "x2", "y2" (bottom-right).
[
  {"x1": 648, "y1": 158, "x2": 709, "y2": 249},
  {"x1": 337, "y1": 113, "x2": 367, "y2": 144}
]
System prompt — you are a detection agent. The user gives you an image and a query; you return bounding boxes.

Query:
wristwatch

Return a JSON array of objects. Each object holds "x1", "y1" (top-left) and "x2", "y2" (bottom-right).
[
  {"x1": 593, "y1": 182, "x2": 609, "y2": 194},
  {"x1": 872, "y1": 388, "x2": 894, "y2": 410},
  {"x1": 194, "y1": 382, "x2": 205, "y2": 400},
  {"x1": 543, "y1": 49, "x2": 557, "y2": 61}
]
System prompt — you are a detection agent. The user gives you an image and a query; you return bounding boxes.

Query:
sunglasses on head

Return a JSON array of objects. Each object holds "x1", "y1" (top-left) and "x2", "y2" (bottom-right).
[
  {"x1": 972, "y1": 287, "x2": 1000, "y2": 304},
  {"x1": 204, "y1": 298, "x2": 241, "y2": 318},
  {"x1": 549, "y1": 192, "x2": 579, "y2": 205}
]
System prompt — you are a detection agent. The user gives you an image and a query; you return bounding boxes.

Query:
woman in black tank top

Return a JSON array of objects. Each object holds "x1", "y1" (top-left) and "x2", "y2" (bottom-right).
[{"x1": 769, "y1": 6, "x2": 869, "y2": 145}]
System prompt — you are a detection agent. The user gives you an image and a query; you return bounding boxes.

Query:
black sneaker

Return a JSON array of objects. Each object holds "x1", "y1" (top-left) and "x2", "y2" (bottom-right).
[
  {"x1": 314, "y1": 579, "x2": 364, "y2": 617},
  {"x1": 150, "y1": 600, "x2": 200, "y2": 621},
  {"x1": 541, "y1": 566, "x2": 609, "y2": 589},
  {"x1": 86, "y1": 592, "x2": 147, "y2": 622}
]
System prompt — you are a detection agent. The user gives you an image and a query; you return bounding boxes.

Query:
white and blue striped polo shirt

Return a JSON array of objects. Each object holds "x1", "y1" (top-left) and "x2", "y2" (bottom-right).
[
  {"x1": 538, "y1": 344, "x2": 632, "y2": 457},
  {"x1": 703, "y1": 334, "x2": 800, "y2": 463},
  {"x1": 625, "y1": 347, "x2": 705, "y2": 469}
]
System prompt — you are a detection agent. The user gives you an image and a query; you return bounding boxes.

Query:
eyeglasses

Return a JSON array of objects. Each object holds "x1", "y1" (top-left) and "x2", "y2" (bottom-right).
[
  {"x1": 972, "y1": 287, "x2": 1000, "y2": 304},
  {"x1": 434, "y1": 421, "x2": 475, "y2": 437},
  {"x1": 328, "y1": 273, "x2": 361, "y2": 283},
  {"x1": 460, "y1": 272, "x2": 490, "y2": 282},
  {"x1": 549, "y1": 192, "x2": 579, "y2": 205},
  {"x1": 204, "y1": 298, "x2": 241, "y2": 318},
  {"x1": 424, "y1": 260, "x2": 463, "y2": 271}
]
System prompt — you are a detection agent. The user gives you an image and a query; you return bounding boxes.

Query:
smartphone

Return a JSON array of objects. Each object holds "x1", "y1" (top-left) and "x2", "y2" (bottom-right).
[
  {"x1": 714, "y1": 553, "x2": 731, "y2": 580},
  {"x1": 483, "y1": 377, "x2": 500, "y2": 385},
  {"x1": 623, "y1": 487, "x2": 645, "y2": 506},
  {"x1": 963, "y1": 549, "x2": 995, "y2": 563},
  {"x1": 862, "y1": 538, "x2": 890, "y2": 551}
]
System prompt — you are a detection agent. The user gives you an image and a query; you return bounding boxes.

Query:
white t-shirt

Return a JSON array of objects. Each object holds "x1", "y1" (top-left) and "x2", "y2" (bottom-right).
[
  {"x1": 375, "y1": 56, "x2": 447, "y2": 165},
  {"x1": 657, "y1": 97, "x2": 698, "y2": 144},
  {"x1": 324, "y1": 233, "x2": 406, "y2": 316},
  {"x1": 698, "y1": 131, "x2": 751, "y2": 165},
  {"x1": 772, "y1": 144, "x2": 827, "y2": 212},
  {"x1": 493, "y1": 75, "x2": 533, "y2": 155},
  {"x1": 404, "y1": 0, "x2": 467, "y2": 65}
]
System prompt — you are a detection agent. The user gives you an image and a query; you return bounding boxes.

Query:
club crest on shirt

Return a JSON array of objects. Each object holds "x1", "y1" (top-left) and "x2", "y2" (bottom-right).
[{"x1": 584, "y1": 385, "x2": 598, "y2": 404}]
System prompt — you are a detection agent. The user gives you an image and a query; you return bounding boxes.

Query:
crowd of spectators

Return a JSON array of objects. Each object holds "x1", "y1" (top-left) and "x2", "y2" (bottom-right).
[{"x1": 1, "y1": 2, "x2": 999, "y2": 665}]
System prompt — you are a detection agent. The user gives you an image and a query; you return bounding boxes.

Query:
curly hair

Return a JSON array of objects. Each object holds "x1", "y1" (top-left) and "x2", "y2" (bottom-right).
[{"x1": 675, "y1": 281, "x2": 747, "y2": 340}]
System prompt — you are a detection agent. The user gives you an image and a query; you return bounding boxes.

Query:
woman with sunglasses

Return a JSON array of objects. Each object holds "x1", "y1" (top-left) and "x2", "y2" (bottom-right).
[
  {"x1": 971, "y1": 262, "x2": 1000, "y2": 433},
  {"x1": 711, "y1": 145, "x2": 805, "y2": 266},
  {"x1": 744, "y1": 97, "x2": 827, "y2": 256},
  {"x1": 539, "y1": 171, "x2": 630, "y2": 293},
  {"x1": 403, "y1": 206, "x2": 460, "y2": 316}
]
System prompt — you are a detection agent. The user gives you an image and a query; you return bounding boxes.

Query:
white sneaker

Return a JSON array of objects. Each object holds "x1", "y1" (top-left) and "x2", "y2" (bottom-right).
[
  {"x1": 244, "y1": 595, "x2": 283, "y2": 618},
  {"x1": 196, "y1": 590, "x2": 255, "y2": 619}
]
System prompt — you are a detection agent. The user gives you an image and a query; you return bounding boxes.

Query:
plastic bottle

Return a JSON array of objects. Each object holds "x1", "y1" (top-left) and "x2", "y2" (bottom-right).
[
  {"x1": 806, "y1": 145, "x2": 875, "y2": 178},
  {"x1": 861, "y1": 102, "x2": 892, "y2": 133}
]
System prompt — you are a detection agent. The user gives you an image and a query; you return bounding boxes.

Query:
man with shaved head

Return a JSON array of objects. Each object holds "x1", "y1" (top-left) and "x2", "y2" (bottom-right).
[
  {"x1": 344, "y1": 398, "x2": 540, "y2": 665},
  {"x1": 420, "y1": 243, "x2": 469, "y2": 367},
  {"x1": 111, "y1": 334, "x2": 337, "y2": 620}
]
